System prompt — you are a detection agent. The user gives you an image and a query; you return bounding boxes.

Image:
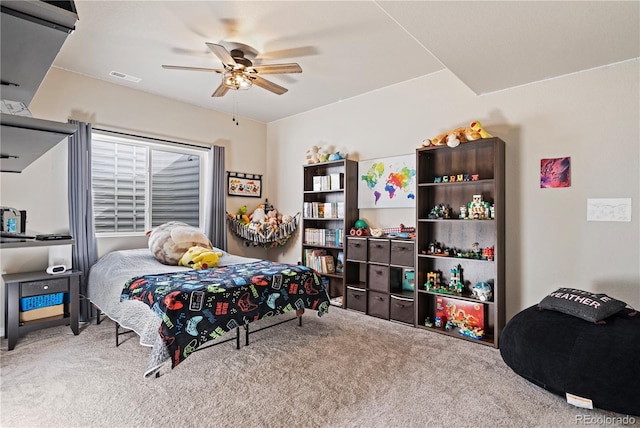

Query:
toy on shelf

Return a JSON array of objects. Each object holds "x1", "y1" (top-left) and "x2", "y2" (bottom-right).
[
  {"x1": 426, "y1": 271, "x2": 442, "y2": 290},
  {"x1": 420, "y1": 120, "x2": 493, "y2": 148},
  {"x1": 424, "y1": 240, "x2": 494, "y2": 261},
  {"x1": 469, "y1": 120, "x2": 493, "y2": 139},
  {"x1": 428, "y1": 203, "x2": 452, "y2": 219},
  {"x1": 434, "y1": 316, "x2": 443, "y2": 328},
  {"x1": 422, "y1": 126, "x2": 481, "y2": 148},
  {"x1": 370, "y1": 227, "x2": 384, "y2": 237},
  {"x1": 466, "y1": 194, "x2": 491, "y2": 220},
  {"x1": 306, "y1": 145, "x2": 330, "y2": 164},
  {"x1": 328, "y1": 151, "x2": 347, "y2": 161},
  {"x1": 458, "y1": 324, "x2": 485, "y2": 340},
  {"x1": 349, "y1": 219, "x2": 369, "y2": 236},
  {"x1": 482, "y1": 247, "x2": 495, "y2": 261},
  {"x1": 383, "y1": 224, "x2": 416, "y2": 239},
  {"x1": 471, "y1": 281, "x2": 493, "y2": 302},
  {"x1": 424, "y1": 317, "x2": 434, "y2": 328},
  {"x1": 449, "y1": 264, "x2": 464, "y2": 294}
]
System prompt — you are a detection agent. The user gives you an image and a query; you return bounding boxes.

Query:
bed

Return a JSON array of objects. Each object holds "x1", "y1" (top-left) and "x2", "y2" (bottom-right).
[{"x1": 87, "y1": 248, "x2": 330, "y2": 377}]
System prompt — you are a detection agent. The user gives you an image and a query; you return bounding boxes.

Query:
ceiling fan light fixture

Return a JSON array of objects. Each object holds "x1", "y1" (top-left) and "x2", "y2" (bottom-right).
[{"x1": 223, "y1": 71, "x2": 252, "y2": 90}]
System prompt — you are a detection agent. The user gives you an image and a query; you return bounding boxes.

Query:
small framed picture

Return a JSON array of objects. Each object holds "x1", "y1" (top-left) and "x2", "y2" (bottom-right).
[
  {"x1": 227, "y1": 171, "x2": 262, "y2": 197},
  {"x1": 540, "y1": 157, "x2": 571, "y2": 188}
]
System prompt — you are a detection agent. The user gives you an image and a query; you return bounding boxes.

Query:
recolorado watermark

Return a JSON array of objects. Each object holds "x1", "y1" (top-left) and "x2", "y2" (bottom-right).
[{"x1": 575, "y1": 415, "x2": 636, "y2": 425}]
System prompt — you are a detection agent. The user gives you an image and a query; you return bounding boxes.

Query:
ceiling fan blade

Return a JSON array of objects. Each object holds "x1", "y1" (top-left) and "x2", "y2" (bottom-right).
[
  {"x1": 212, "y1": 82, "x2": 230, "y2": 97},
  {"x1": 162, "y1": 65, "x2": 224, "y2": 73},
  {"x1": 206, "y1": 42, "x2": 236, "y2": 67},
  {"x1": 258, "y1": 46, "x2": 319, "y2": 61},
  {"x1": 249, "y1": 75, "x2": 288, "y2": 95},
  {"x1": 251, "y1": 63, "x2": 302, "y2": 75}
]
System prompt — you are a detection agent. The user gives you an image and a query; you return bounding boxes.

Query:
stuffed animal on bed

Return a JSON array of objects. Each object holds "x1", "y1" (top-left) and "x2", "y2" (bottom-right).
[
  {"x1": 179, "y1": 246, "x2": 223, "y2": 270},
  {"x1": 147, "y1": 221, "x2": 212, "y2": 265}
]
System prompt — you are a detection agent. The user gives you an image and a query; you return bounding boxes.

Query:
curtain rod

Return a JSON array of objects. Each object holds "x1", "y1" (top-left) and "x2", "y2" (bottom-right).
[{"x1": 92, "y1": 127, "x2": 210, "y2": 150}]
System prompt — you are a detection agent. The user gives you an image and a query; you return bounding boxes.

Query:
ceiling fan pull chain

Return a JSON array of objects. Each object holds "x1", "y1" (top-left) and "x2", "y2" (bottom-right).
[{"x1": 232, "y1": 92, "x2": 239, "y2": 126}]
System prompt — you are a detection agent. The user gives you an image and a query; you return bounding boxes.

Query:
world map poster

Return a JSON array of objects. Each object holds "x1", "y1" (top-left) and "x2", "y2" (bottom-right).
[{"x1": 358, "y1": 154, "x2": 416, "y2": 208}]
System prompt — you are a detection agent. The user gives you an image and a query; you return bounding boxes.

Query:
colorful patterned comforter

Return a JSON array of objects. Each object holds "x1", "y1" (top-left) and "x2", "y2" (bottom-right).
[{"x1": 121, "y1": 261, "x2": 330, "y2": 368}]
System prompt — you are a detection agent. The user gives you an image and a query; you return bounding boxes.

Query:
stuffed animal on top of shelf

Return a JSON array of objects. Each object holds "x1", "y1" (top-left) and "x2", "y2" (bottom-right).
[
  {"x1": 422, "y1": 126, "x2": 481, "y2": 148},
  {"x1": 147, "y1": 221, "x2": 212, "y2": 265},
  {"x1": 306, "y1": 145, "x2": 321, "y2": 164},
  {"x1": 421, "y1": 120, "x2": 495, "y2": 148},
  {"x1": 469, "y1": 120, "x2": 493, "y2": 139},
  {"x1": 306, "y1": 145, "x2": 330, "y2": 164},
  {"x1": 328, "y1": 151, "x2": 347, "y2": 161}
]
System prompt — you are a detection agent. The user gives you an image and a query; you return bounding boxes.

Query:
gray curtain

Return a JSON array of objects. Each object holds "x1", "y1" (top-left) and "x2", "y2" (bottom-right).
[
  {"x1": 68, "y1": 120, "x2": 98, "y2": 322},
  {"x1": 206, "y1": 145, "x2": 227, "y2": 250}
]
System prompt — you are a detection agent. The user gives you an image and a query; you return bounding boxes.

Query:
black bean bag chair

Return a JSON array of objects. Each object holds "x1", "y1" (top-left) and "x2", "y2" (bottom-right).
[{"x1": 500, "y1": 304, "x2": 640, "y2": 416}]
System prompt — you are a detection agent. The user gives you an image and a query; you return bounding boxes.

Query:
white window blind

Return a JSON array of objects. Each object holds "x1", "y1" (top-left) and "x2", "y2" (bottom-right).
[{"x1": 91, "y1": 132, "x2": 207, "y2": 235}]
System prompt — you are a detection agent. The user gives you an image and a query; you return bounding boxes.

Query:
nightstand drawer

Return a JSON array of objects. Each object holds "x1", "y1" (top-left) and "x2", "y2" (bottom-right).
[
  {"x1": 368, "y1": 239, "x2": 389, "y2": 264},
  {"x1": 21, "y1": 277, "x2": 69, "y2": 297},
  {"x1": 368, "y1": 264, "x2": 389, "y2": 292},
  {"x1": 368, "y1": 291, "x2": 389, "y2": 319},
  {"x1": 390, "y1": 295, "x2": 414, "y2": 324},
  {"x1": 347, "y1": 237, "x2": 367, "y2": 261},
  {"x1": 390, "y1": 240, "x2": 414, "y2": 267}
]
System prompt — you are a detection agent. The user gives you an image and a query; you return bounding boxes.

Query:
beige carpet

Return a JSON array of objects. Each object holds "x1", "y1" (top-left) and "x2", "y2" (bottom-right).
[{"x1": 0, "y1": 307, "x2": 634, "y2": 428}]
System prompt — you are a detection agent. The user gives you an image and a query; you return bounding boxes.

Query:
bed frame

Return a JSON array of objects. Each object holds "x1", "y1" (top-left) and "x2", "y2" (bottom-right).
[{"x1": 95, "y1": 307, "x2": 305, "y2": 376}]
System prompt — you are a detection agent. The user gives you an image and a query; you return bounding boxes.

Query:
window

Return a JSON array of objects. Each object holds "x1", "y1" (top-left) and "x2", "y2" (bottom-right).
[{"x1": 91, "y1": 132, "x2": 209, "y2": 235}]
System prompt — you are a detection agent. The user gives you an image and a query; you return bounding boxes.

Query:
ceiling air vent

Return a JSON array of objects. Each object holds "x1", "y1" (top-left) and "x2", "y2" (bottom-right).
[{"x1": 109, "y1": 71, "x2": 141, "y2": 83}]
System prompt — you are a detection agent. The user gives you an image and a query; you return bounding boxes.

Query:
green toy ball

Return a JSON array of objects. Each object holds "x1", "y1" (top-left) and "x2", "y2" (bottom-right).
[{"x1": 354, "y1": 219, "x2": 368, "y2": 229}]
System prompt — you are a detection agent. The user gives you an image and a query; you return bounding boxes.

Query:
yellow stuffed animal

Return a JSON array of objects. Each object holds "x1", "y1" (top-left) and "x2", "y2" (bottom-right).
[
  {"x1": 422, "y1": 126, "x2": 482, "y2": 148},
  {"x1": 179, "y1": 246, "x2": 223, "y2": 270},
  {"x1": 469, "y1": 120, "x2": 493, "y2": 139}
]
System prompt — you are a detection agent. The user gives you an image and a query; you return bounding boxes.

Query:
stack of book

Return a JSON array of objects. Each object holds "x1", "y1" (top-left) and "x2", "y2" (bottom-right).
[
  {"x1": 303, "y1": 249, "x2": 335, "y2": 274},
  {"x1": 304, "y1": 228, "x2": 344, "y2": 247},
  {"x1": 303, "y1": 201, "x2": 345, "y2": 219},
  {"x1": 311, "y1": 173, "x2": 344, "y2": 191}
]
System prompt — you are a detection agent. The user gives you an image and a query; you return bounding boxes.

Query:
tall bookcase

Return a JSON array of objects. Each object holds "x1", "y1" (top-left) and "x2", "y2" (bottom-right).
[
  {"x1": 302, "y1": 159, "x2": 358, "y2": 307},
  {"x1": 415, "y1": 138, "x2": 505, "y2": 348}
]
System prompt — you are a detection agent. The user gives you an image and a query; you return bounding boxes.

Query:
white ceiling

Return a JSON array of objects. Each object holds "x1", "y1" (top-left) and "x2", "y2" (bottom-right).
[{"x1": 53, "y1": 1, "x2": 639, "y2": 124}]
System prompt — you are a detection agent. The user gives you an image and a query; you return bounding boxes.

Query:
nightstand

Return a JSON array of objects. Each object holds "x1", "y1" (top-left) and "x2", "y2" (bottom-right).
[{"x1": 3, "y1": 270, "x2": 81, "y2": 350}]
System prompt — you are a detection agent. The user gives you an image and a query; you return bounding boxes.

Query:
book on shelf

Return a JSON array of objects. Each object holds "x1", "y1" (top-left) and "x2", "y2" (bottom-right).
[
  {"x1": 329, "y1": 173, "x2": 343, "y2": 190},
  {"x1": 335, "y1": 251, "x2": 344, "y2": 273},
  {"x1": 312, "y1": 176, "x2": 323, "y2": 191},
  {"x1": 312, "y1": 175, "x2": 331, "y2": 191},
  {"x1": 320, "y1": 255, "x2": 335, "y2": 273},
  {"x1": 304, "y1": 227, "x2": 343, "y2": 246}
]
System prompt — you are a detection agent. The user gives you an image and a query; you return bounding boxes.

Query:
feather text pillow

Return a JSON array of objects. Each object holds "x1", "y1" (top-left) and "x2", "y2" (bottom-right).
[
  {"x1": 147, "y1": 221, "x2": 212, "y2": 265},
  {"x1": 538, "y1": 288, "x2": 627, "y2": 322}
]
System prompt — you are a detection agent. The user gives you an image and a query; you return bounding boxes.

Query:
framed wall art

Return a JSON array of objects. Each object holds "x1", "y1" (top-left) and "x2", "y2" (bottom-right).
[
  {"x1": 227, "y1": 171, "x2": 262, "y2": 197},
  {"x1": 540, "y1": 157, "x2": 571, "y2": 188},
  {"x1": 358, "y1": 153, "x2": 416, "y2": 208}
]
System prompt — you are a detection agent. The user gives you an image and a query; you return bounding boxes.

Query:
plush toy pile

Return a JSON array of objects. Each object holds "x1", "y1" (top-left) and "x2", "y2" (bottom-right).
[
  {"x1": 243, "y1": 203, "x2": 294, "y2": 240},
  {"x1": 306, "y1": 145, "x2": 348, "y2": 164},
  {"x1": 227, "y1": 202, "x2": 299, "y2": 248},
  {"x1": 422, "y1": 120, "x2": 493, "y2": 148},
  {"x1": 147, "y1": 221, "x2": 215, "y2": 267}
]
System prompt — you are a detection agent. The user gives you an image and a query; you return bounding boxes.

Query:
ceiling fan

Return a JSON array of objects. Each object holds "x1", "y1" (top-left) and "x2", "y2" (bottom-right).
[{"x1": 162, "y1": 42, "x2": 302, "y2": 97}]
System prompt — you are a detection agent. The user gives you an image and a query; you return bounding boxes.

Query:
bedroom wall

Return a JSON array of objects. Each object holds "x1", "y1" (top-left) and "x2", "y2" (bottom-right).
[
  {"x1": 0, "y1": 68, "x2": 268, "y2": 334},
  {"x1": 266, "y1": 59, "x2": 640, "y2": 320}
]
